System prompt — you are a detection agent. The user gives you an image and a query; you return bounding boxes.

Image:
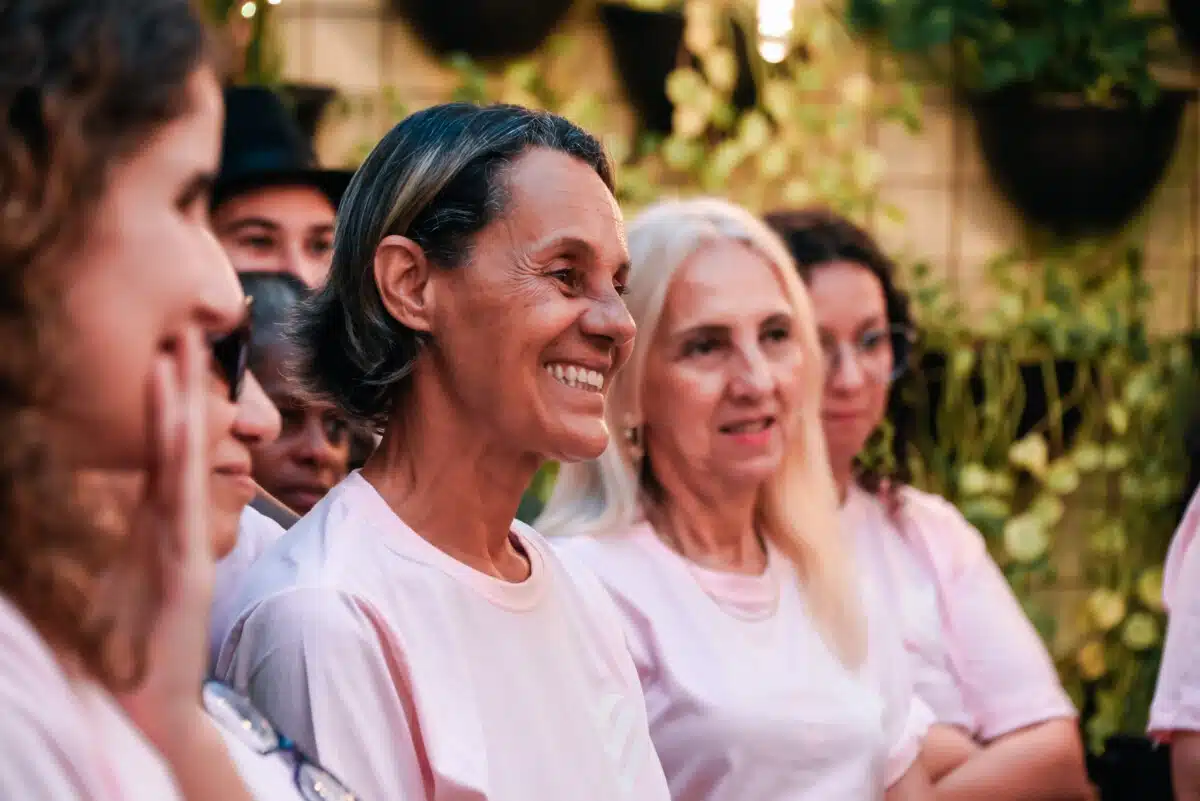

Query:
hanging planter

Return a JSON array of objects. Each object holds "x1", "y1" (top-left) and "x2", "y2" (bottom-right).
[
  {"x1": 278, "y1": 83, "x2": 338, "y2": 146},
  {"x1": 391, "y1": 0, "x2": 575, "y2": 60},
  {"x1": 1169, "y1": 0, "x2": 1200, "y2": 57},
  {"x1": 968, "y1": 88, "x2": 1189, "y2": 237},
  {"x1": 597, "y1": 2, "x2": 756, "y2": 135}
]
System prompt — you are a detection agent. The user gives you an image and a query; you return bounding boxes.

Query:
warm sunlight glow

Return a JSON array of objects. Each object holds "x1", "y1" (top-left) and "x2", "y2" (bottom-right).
[{"x1": 757, "y1": 0, "x2": 795, "y2": 63}]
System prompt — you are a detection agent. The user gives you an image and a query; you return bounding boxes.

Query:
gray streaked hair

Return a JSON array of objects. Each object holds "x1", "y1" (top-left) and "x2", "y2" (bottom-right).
[{"x1": 291, "y1": 102, "x2": 613, "y2": 428}]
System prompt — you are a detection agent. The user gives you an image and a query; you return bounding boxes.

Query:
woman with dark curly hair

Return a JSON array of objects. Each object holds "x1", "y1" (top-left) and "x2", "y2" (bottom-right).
[
  {"x1": 0, "y1": 2, "x2": 358, "y2": 799},
  {"x1": 765, "y1": 208, "x2": 1093, "y2": 801}
]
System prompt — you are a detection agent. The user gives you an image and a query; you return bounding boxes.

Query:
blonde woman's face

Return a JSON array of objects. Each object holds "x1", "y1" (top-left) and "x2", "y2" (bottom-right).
[{"x1": 641, "y1": 240, "x2": 804, "y2": 491}]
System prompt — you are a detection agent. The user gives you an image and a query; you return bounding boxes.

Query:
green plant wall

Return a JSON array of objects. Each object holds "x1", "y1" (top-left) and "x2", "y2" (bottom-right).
[{"x1": 327, "y1": 0, "x2": 1193, "y2": 747}]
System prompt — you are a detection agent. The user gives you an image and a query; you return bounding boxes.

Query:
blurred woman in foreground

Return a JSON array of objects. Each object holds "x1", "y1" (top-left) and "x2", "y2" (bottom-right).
[{"x1": 0, "y1": 2, "x2": 358, "y2": 798}]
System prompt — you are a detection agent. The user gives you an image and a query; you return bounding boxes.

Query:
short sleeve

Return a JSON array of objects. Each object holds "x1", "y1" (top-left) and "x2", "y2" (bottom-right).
[
  {"x1": 911, "y1": 496, "x2": 1076, "y2": 741},
  {"x1": 216, "y1": 587, "x2": 423, "y2": 801},
  {"x1": 1150, "y1": 526, "x2": 1200, "y2": 737}
]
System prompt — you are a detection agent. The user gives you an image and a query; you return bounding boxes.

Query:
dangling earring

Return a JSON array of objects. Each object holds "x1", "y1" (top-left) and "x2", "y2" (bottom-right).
[{"x1": 623, "y1": 414, "x2": 644, "y2": 466}]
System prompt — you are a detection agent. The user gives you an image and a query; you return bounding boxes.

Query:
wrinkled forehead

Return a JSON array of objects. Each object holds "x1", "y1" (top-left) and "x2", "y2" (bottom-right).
[
  {"x1": 496, "y1": 148, "x2": 627, "y2": 268},
  {"x1": 659, "y1": 240, "x2": 793, "y2": 332}
]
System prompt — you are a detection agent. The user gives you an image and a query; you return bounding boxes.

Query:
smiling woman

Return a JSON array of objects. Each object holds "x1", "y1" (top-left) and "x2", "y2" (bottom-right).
[
  {"x1": 214, "y1": 102, "x2": 671, "y2": 801},
  {"x1": 538, "y1": 197, "x2": 934, "y2": 801}
]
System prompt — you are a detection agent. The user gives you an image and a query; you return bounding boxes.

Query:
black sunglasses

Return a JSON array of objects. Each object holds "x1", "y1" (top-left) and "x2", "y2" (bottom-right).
[{"x1": 209, "y1": 298, "x2": 252, "y2": 402}]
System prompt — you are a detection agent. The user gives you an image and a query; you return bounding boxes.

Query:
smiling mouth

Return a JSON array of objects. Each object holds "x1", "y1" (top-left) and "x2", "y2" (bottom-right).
[
  {"x1": 545, "y1": 362, "x2": 605, "y2": 393},
  {"x1": 719, "y1": 417, "x2": 776, "y2": 434}
]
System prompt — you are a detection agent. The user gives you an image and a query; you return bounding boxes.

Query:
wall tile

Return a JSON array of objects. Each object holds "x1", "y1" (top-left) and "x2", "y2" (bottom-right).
[
  {"x1": 877, "y1": 98, "x2": 953, "y2": 182},
  {"x1": 306, "y1": 14, "x2": 383, "y2": 90},
  {"x1": 874, "y1": 183, "x2": 953, "y2": 275}
]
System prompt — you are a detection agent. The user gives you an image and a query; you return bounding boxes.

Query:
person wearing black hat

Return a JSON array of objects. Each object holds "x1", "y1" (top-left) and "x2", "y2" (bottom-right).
[{"x1": 212, "y1": 86, "x2": 353, "y2": 288}]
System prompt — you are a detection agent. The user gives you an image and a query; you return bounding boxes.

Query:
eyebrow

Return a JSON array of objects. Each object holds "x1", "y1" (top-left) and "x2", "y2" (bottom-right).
[
  {"x1": 525, "y1": 232, "x2": 631, "y2": 275},
  {"x1": 673, "y1": 312, "x2": 792, "y2": 340},
  {"x1": 221, "y1": 217, "x2": 282, "y2": 234}
]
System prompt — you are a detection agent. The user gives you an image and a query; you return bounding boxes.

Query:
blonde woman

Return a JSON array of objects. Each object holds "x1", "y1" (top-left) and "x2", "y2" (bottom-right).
[{"x1": 538, "y1": 197, "x2": 933, "y2": 801}]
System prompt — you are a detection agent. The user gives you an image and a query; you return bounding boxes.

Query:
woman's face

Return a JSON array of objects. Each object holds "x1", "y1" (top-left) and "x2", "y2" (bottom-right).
[
  {"x1": 806, "y1": 260, "x2": 893, "y2": 474},
  {"x1": 82, "y1": 367, "x2": 282, "y2": 561},
  {"x1": 49, "y1": 67, "x2": 246, "y2": 468},
  {"x1": 425, "y1": 147, "x2": 635, "y2": 463},
  {"x1": 250, "y1": 340, "x2": 351, "y2": 514},
  {"x1": 641, "y1": 240, "x2": 803, "y2": 492},
  {"x1": 210, "y1": 369, "x2": 281, "y2": 558}
]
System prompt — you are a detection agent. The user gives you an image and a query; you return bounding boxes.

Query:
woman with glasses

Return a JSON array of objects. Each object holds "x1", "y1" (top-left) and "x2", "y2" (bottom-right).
[
  {"x1": 764, "y1": 208, "x2": 1094, "y2": 801},
  {"x1": 537, "y1": 197, "x2": 935, "y2": 801},
  {"x1": 0, "y1": 2, "x2": 358, "y2": 799}
]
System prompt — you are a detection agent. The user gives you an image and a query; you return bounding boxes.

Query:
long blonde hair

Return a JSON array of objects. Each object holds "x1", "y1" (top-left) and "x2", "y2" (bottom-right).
[{"x1": 536, "y1": 197, "x2": 864, "y2": 667}]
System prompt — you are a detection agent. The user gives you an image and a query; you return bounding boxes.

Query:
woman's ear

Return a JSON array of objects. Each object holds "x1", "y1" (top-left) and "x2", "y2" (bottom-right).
[{"x1": 374, "y1": 235, "x2": 435, "y2": 332}]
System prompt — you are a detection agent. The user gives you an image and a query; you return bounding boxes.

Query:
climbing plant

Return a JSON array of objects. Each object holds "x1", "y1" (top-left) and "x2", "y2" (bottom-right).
[{"x1": 893, "y1": 244, "x2": 1193, "y2": 748}]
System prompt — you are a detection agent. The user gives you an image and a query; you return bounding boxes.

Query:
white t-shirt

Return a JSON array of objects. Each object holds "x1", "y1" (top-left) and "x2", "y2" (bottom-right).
[
  {"x1": 0, "y1": 593, "x2": 181, "y2": 801},
  {"x1": 555, "y1": 524, "x2": 930, "y2": 801},
  {"x1": 216, "y1": 471, "x2": 671, "y2": 801},
  {"x1": 210, "y1": 506, "x2": 285, "y2": 667},
  {"x1": 844, "y1": 488, "x2": 973, "y2": 730}
]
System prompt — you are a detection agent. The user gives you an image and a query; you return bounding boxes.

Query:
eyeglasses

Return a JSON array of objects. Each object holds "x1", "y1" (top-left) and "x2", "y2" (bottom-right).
[
  {"x1": 208, "y1": 299, "x2": 252, "y2": 402},
  {"x1": 819, "y1": 324, "x2": 915, "y2": 384},
  {"x1": 202, "y1": 681, "x2": 358, "y2": 801}
]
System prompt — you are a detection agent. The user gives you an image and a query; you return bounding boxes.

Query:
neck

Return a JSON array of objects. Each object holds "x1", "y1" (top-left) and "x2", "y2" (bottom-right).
[
  {"x1": 360, "y1": 375, "x2": 538, "y2": 582},
  {"x1": 831, "y1": 459, "x2": 854, "y2": 505},
  {"x1": 649, "y1": 473, "x2": 763, "y2": 575}
]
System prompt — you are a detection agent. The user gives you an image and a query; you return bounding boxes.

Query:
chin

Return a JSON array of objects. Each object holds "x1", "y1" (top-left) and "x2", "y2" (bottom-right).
[
  {"x1": 541, "y1": 418, "x2": 611, "y2": 463},
  {"x1": 211, "y1": 517, "x2": 240, "y2": 560}
]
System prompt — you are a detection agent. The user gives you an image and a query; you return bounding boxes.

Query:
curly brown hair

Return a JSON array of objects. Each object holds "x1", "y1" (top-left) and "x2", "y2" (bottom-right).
[
  {"x1": 763, "y1": 208, "x2": 918, "y2": 511},
  {"x1": 0, "y1": 0, "x2": 211, "y2": 689}
]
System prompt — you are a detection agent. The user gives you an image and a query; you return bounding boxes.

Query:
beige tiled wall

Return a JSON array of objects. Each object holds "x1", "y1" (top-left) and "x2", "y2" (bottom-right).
[{"x1": 276, "y1": 0, "x2": 1200, "y2": 334}]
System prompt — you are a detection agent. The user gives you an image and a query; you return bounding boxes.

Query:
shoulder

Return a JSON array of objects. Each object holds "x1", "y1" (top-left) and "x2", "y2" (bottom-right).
[
  {"x1": 235, "y1": 506, "x2": 286, "y2": 557},
  {"x1": 235, "y1": 585, "x2": 388, "y2": 648},
  {"x1": 893, "y1": 485, "x2": 990, "y2": 569},
  {"x1": 1165, "y1": 488, "x2": 1200, "y2": 609},
  {"x1": 218, "y1": 584, "x2": 394, "y2": 680}
]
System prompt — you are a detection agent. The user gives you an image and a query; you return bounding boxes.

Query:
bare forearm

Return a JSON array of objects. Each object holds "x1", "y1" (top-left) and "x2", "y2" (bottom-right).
[
  {"x1": 921, "y1": 723, "x2": 981, "y2": 782},
  {"x1": 887, "y1": 762, "x2": 936, "y2": 801},
  {"x1": 1172, "y1": 732, "x2": 1200, "y2": 801},
  {"x1": 934, "y1": 720, "x2": 1093, "y2": 801}
]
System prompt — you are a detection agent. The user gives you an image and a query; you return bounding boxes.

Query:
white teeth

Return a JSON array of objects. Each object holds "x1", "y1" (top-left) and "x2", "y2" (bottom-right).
[
  {"x1": 727, "y1": 419, "x2": 769, "y2": 433},
  {"x1": 545, "y1": 363, "x2": 605, "y2": 392}
]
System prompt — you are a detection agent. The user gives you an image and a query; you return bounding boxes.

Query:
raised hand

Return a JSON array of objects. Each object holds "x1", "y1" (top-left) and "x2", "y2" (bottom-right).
[{"x1": 115, "y1": 325, "x2": 215, "y2": 747}]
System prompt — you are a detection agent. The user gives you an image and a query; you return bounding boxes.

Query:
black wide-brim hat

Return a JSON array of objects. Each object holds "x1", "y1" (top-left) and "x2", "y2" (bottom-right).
[{"x1": 213, "y1": 85, "x2": 355, "y2": 212}]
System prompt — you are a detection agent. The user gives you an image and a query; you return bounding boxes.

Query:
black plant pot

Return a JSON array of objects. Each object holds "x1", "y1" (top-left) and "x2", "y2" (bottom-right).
[
  {"x1": 391, "y1": 0, "x2": 574, "y2": 60},
  {"x1": 598, "y1": 2, "x2": 756, "y2": 135},
  {"x1": 968, "y1": 88, "x2": 1190, "y2": 237},
  {"x1": 914, "y1": 350, "x2": 1089, "y2": 451},
  {"x1": 1170, "y1": 0, "x2": 1200, "y2": 56},
  {"x1": 277, "y1": 83, "x2": 337, "y2": 146},
  {"x1": 1088, "y1": 735, "x2": 1173, "y2": 801}
]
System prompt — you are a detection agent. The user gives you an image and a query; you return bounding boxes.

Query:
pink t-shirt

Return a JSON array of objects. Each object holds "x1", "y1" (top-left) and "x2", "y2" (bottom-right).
[
  {"x1": 210, "y1": 506, "x2": 286, "y2": 667},
  {"x1": 554, "y1": 524, "x2": 930, "y2": 801},
  {"x1": 843, "y1": 485, "x2": 1076, "y2": 740},
  {"x1": 1148, "y1": 487, "x2": 1200, "y2": 737},
  {"x1": 0, "y1": 593, "x2": 181, "y2": 801},
  {"x1": 216, "y1": 471, "x2": 671, "y2": 801}
]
